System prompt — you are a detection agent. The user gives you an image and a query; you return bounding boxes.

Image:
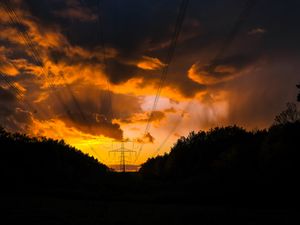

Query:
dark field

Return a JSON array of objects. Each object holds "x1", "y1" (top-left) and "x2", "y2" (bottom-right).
[{"x1": 2, "y1": 186, "x2": 298, "y2": 225}]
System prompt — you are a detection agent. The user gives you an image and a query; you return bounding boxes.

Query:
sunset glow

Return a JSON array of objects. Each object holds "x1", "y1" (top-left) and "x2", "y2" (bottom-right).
[{"x1": 1, "y1": 0, "x2": 299, "y2": 166}]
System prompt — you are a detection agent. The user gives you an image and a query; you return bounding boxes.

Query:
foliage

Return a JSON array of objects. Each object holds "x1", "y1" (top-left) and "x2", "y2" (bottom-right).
[
  {"x1": 0, "y1": 128, "x2": 109, "y2": 190},
  {"x1": 273, "y1": 102, "x2": 300, "y2": 125},
  {"x1": 139, "y1": 121, "x2": 300, "y2": 195}
]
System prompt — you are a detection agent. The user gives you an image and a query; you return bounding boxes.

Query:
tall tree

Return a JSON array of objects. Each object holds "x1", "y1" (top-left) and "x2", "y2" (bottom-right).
[{"x1": 274, "y1": 102, "x2": 300, "y2": 125}]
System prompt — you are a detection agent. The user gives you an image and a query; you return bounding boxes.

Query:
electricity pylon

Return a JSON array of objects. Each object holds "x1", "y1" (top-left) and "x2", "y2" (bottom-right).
[{"x1": 109, "y1": 140, "x2": 137, "y2": 172}]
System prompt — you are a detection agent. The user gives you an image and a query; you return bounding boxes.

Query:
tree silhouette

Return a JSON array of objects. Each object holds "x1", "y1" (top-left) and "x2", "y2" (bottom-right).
[
  {"x1": 139, "y1": 120, "x2": 300, "y2": 199},
  {"x1": 0, "y1": 127, "x2": 109, "y2": 190},
  {"x1": 273, "y1": 102, "x2": 300, "y2": 125}
]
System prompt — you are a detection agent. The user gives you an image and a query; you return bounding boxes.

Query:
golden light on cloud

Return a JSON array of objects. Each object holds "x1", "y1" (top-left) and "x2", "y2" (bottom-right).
[
  {"x1": 0, "y1": 3, "x2": 228, "y2": 166},
  {"x1": 188, "y1": 64, "x2": 219, "y2": 85},
  {"x1": 0, "y1": 62, "x2": 19, "y2": 76},
  {"x1": 111, "y1": 77, "x2": 192, "y2": 103},
  {"x1": 188, "y1": 63, "x2": 239, "y2": 85},
  {"x1": 29, "y1": 118, "x2": 113, "y2": 164},
  {"x1": 137, "y1": 56, "x2": 166, "y2": 70},
  {"x1": 1, "y1": 0, "x2": 296, "y2": 168}
]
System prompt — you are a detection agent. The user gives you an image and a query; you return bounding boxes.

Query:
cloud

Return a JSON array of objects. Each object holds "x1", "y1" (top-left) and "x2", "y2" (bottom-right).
[
  {"x1": 164, "y1": 107, "x2": 176, "y2": 113},
  {"x1": 0, "y1": 86, "x2": 33, "y2": 133},
  {"x1": 188, "y1": 54, "x2": 257, "y2": 85},
  {"x1": 119, "y1": 110, "x2": 166, "y2": 124},
  {"x1": 0, "y1": 86, "x2": 17, "y2": 105},
  {"x1": 1, "y1": 0, "x2": 300, "y2": 163},
  {"x1": 62, "y1": 112, "x2": 123, "y2": 140},
  {"x1": 53, "y1": 7, "x2": 97, "y2": 22},
  {"x1": 104, "y1": 60, "x2": 139, "y2": 84},
  {"x1": 222, "y1": 58, "x2": 300, "y2": 129},
  {"x1": 136, "y1": 132, "x2": 155, "y2": 143},
  {"x1": 137, "y1": 56, "x2": 165, "y2": 70},
  {"x1": 248, "y1": 27, "x2": 266, "y2": 35},
  {"x1": 28, "y1": 82, "x2": 145, "y2": 139}
]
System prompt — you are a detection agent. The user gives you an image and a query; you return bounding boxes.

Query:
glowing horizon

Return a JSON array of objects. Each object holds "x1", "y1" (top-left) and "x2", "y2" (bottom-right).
[{"x1": 1, "y1": 0, "x2": 299, "y2": 165}]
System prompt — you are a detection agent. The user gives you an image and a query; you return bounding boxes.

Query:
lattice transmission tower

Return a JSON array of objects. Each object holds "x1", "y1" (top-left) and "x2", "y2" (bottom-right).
[{"x1": 109, "y1": 140, "x2": 137, "y2": 172}]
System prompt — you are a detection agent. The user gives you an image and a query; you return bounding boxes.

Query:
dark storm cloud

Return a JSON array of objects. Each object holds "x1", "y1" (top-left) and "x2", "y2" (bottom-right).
[
  {"x1": 223, "y1": 57, "x2": 300, "y2": 129},
  {"x1": 0, "y1": 86, "x2": 16, "y2": 103},
  {"x1": 190, "y1": 53, "x2": 258, "y2": 85},
  {"x1": 208, "y1": 0, "x2": 259, "y2": 68},
  {"x1": 35, "y1": 83, "x2": 143, "y2": 139},
  {"x1": 2, "y1": 0, "x2": 300, "y2": 137},
  {"x1": 62, "y1": 111, "x2": 124, "y2": 140},
  {"x1": 12, "y1": 0, "x2": 300, "y2": 84},
  {"x1": 0, "y1": 86, "x2": 33, "y2": 132},
  {"x1": 104, "y1": 60, "x2": 139, "y2": 84},
  {"x1": 47, "y1": 47, "x2": 101, "y2": 65},
  {"x1": 15, "y1": 0, "x2": 202, "y2": 91},
  {"x1": 186, "y1": 0, "x2": 300, "y2": 91},
  {"x1": 7, "y1": 1, "x2": 227, "y2": 94}
]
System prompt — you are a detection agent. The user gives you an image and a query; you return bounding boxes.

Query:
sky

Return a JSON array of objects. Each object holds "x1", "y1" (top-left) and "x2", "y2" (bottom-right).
[{"x1": 0, "y1": 0, "x2": 299, "y2": 165}]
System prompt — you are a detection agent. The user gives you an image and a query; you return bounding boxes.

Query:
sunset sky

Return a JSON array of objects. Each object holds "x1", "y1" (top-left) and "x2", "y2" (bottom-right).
[{"x1": 0, "y1": 0, "x2": 299, "y2": 165}]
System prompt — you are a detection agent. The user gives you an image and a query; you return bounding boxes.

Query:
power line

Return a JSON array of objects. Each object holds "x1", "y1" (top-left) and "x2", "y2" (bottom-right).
[
  {"x1": 96, "y1": 0, "x2": 114, "y2": 121},
  {"x1": 0, "y1": 2, "x2": 103, "y2": 162},
  {"x1": 81, "y1": 0, "x2": 114, "y2": 120},
  {"x1": 150, "y1": 0, "x2": 260, "y2": 158},
  {"x1": 0, "y1": 71, "x2": 65, "y2": 138},
  {"x1": 0, "y1": 61, "x2": 55, "y2": 120},
  {"x1": 1, "y1": 0, "x2": 89, "y2": 125},
  {"x1": 88, "y1": 146, "x2": 109, "y2": 165},
  {"x1": 1, "y1": 71, "x2": 108, "y2": 166},
  {"x1": 0, "y1": 1, "x2": 73, "y2": 119},
  {"x1": 97, "y1": 0, "x2": 113, "y2": 117},
  {"x1": 153, "y1": 101, "x2": 192, "y2": 157},
  {"x1": 208, "y1": 0, "x2": 258, "y2": 71},
  {"x1": 0, "y1": 2, "x2": 118, "y2": 168},
  {"x1": 135, "y1": 0, "x2": 189, "y2": 162},
  {"x1": 78, "y1": 0, "x2": 116, "y2": 166}
]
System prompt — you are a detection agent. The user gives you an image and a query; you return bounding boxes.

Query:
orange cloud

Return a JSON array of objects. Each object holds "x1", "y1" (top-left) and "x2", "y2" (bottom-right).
[
  {"x1": 111, "y1": 77, "x2": 192, "y2": 102},
  {"x1": 136, "y1": 132, "x2": 155, "y2": 143},
  {"x1": 0, "y1": 61, "x2": 19, "y2": 76},
  {"x1": 61, "y1": 115, "x2": 123, "y2": 140},
  {"x1": 118, "y1": 110, "x2": 166, "y2": 124},
  {"x1": 137, "y1": 56, "x2": 165, "y2": 70},
  {"x1": 0, "y1": 1, "x2": 254, "y2": 166},
  {"x1": 188, "y1": 63, "x2": 238, "y2": 85}
]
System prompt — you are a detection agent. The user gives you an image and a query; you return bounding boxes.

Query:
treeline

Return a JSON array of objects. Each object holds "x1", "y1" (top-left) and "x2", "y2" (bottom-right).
[
  {"x1": 0, "y1": 128, "x2": 109, "y2": 190},
  {"x1": 139, "y1": 106, "x2": 300, "y2": 200}
]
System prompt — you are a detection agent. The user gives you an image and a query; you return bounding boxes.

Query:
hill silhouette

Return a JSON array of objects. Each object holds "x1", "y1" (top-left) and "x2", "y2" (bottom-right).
[
  {"x1": 1, "y1": 122, "x2": 300, "y2": 224},
  {"x1": 1, "y1": 101, "x2": 300, "y2": 224},
  {"x1": 0, "y1": 127, "x2": 109, "y2": 191},
  {"x1": 139, "y1": 121, "x2": 300, "y2": 205}
]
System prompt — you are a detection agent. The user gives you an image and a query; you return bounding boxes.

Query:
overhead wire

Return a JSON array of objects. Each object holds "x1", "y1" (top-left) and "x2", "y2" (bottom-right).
[
  {"x1": 208, "y1": 0, "x2": 258, "y2": 70},
  {"x1": 81, "y1": 0, "x2": 114, "y2": 120},
  {"x1": 96, "y1": 0, "x2": 114, "y2": 121},
  {"x1": 0, "y1": 71, "x2": 65, "y2": 139},
  {"x1": 1, "y1": 1, "x2": 74, "y2": 120},
  {"x1": 135, "y1": 0, "x2": 189, "y2": 162},
  {"x1": 77, "y1": 0, "x2": 115, "y2": 164},
  {"x1": 0, "y1": 1, "x2": 110, "y2": 163},
  {"x1": 149, "y1": 0, "x2": 260, "y2": 158},
  {"x1": 153, "y1": 101, "x2": 192, "y2": 157},
  {"x1": 1, "y1": 0, "x2": 89, "y2": 125}
]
